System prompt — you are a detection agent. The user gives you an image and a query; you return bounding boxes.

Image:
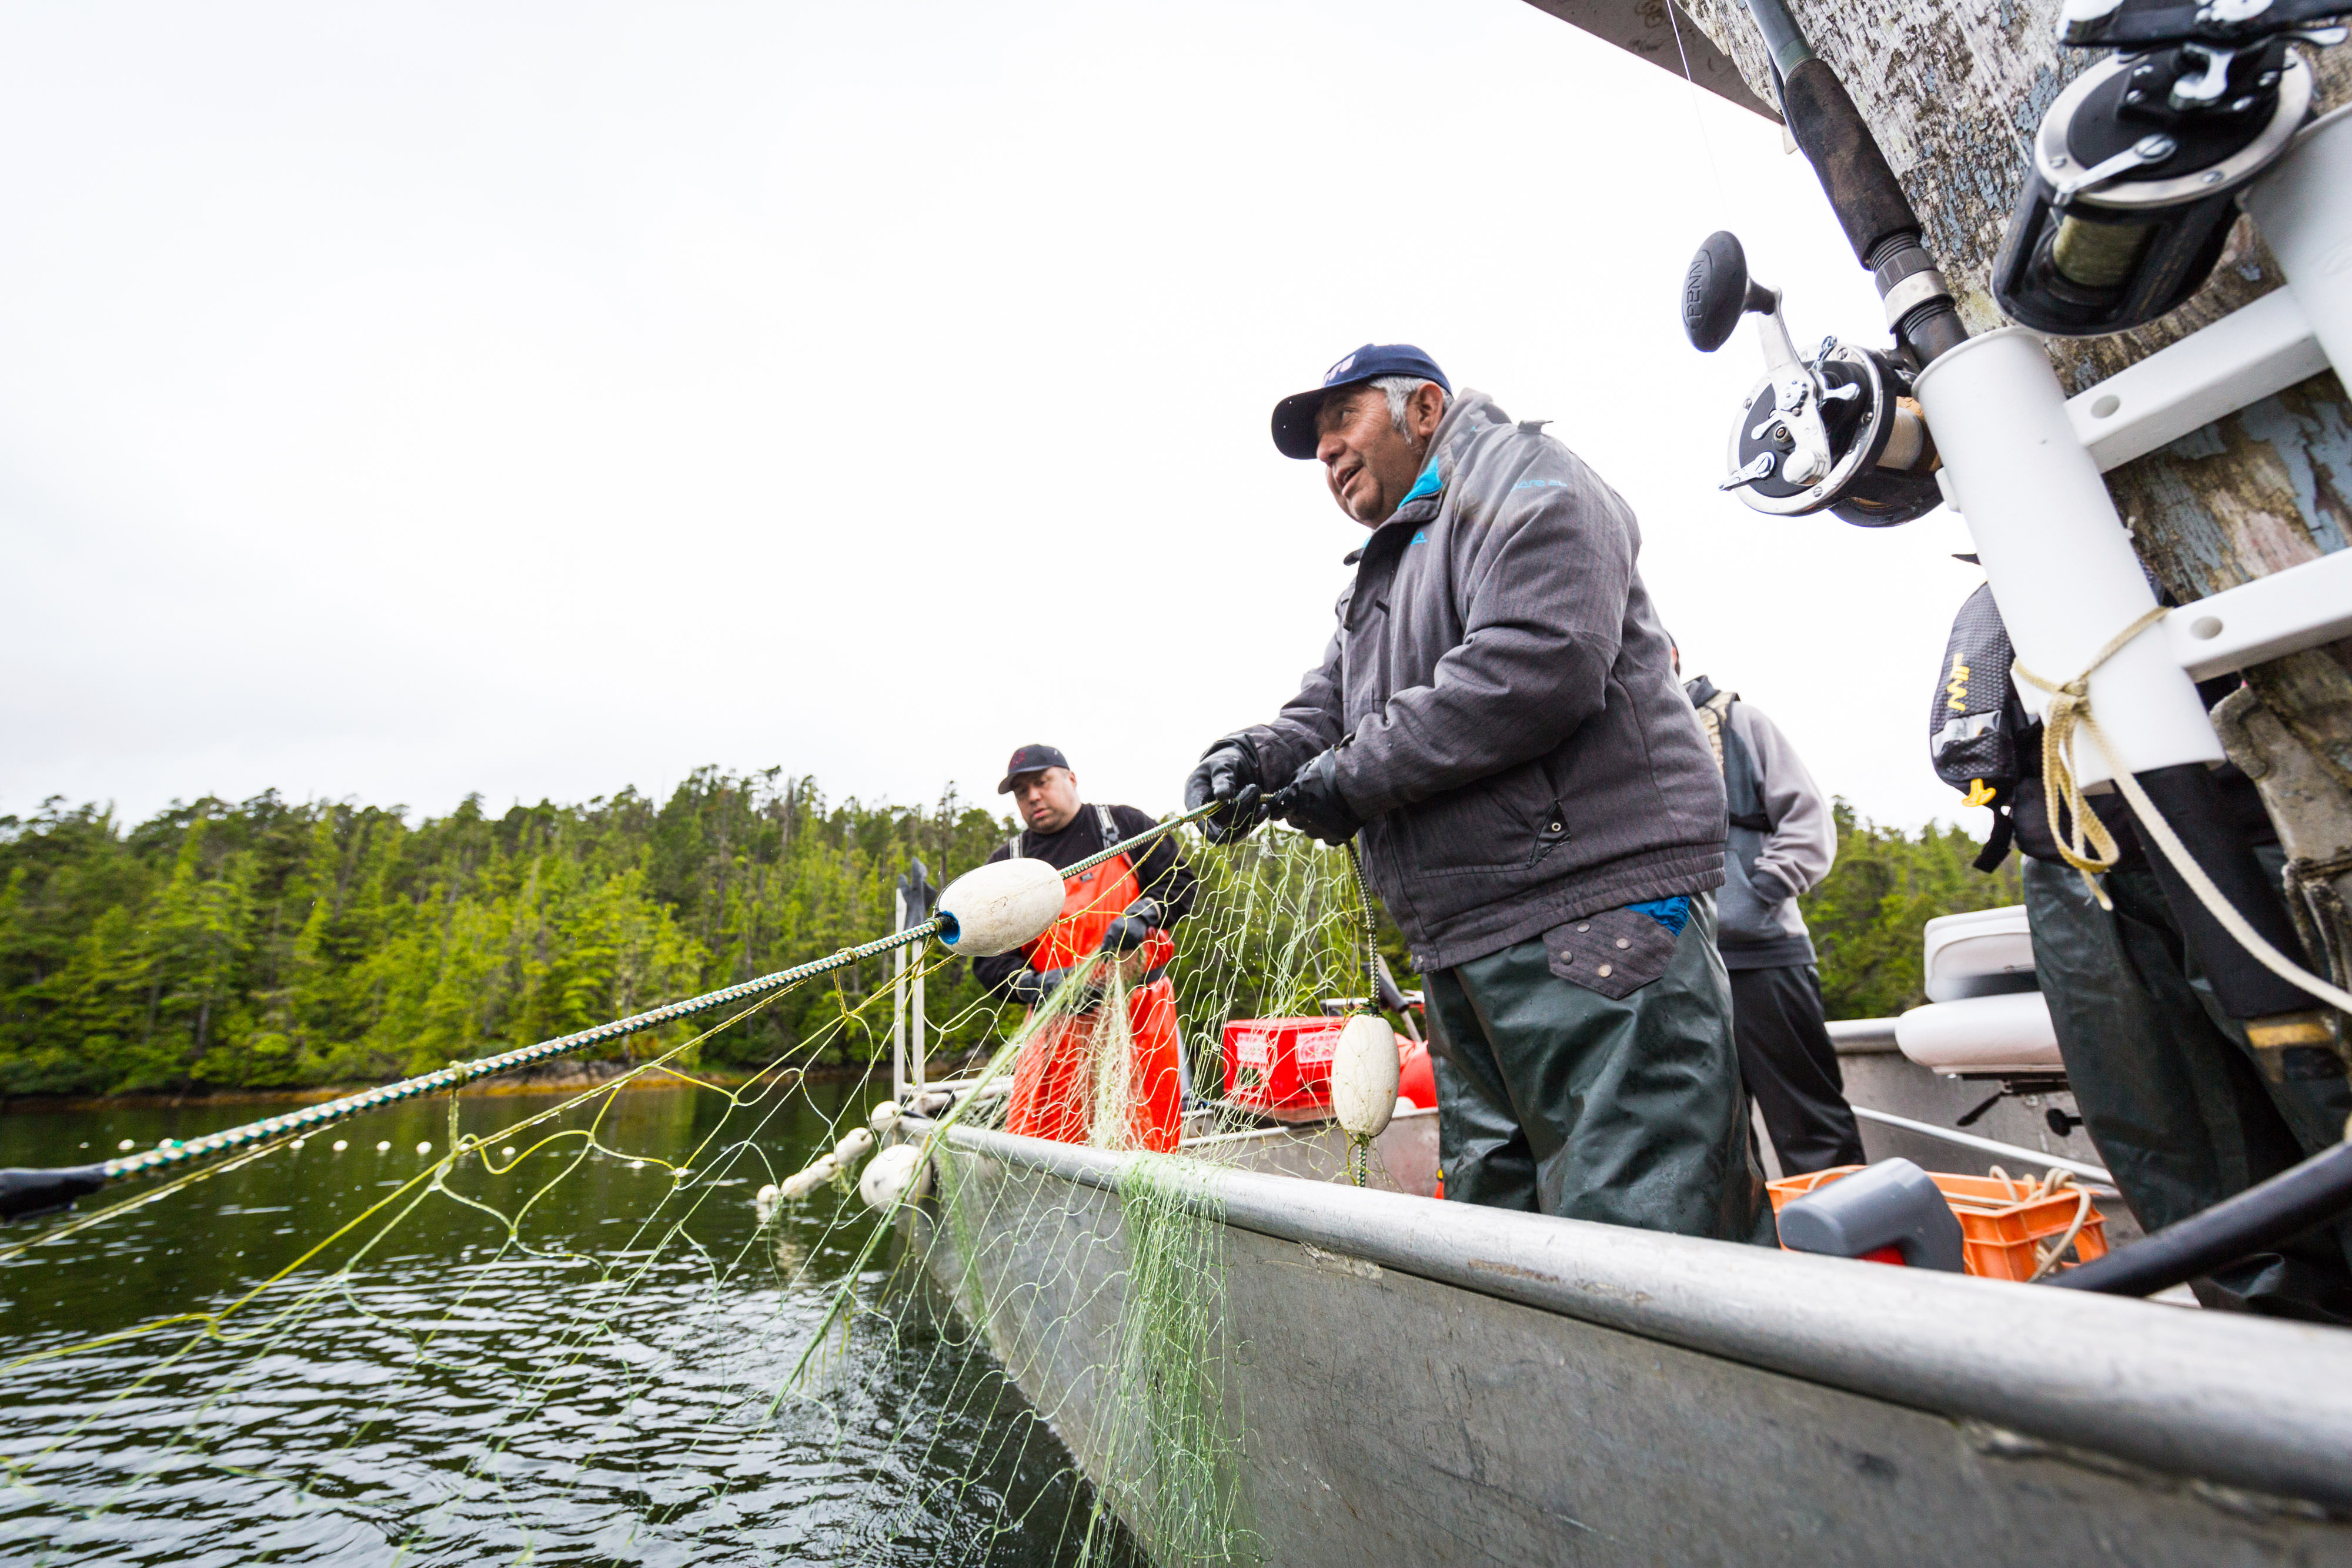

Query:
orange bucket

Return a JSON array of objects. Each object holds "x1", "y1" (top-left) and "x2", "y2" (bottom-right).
[{"x1": 1768, "y1": 1165, "x2": 2109, "y2": 1282}]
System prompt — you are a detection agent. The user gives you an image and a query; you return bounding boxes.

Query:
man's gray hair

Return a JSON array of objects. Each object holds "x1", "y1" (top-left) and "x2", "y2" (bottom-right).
[{"x1": 1369, "y1": 375, "x2": 1450, "y2": 435}]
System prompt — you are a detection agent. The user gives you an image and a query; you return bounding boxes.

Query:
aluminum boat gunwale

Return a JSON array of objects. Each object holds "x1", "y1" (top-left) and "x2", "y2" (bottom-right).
[{"x1": 922, "y1": 1116, "x2": 2352, "y2": 1513}]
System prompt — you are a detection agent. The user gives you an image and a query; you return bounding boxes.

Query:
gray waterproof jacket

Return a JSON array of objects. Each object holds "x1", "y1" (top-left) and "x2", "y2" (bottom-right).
[
  {"x1": 1685, "y1": 676, "x2": 1836, "y2": 970},
  {"x1": 1227, "y1": 391, "x2": 1725, "y2": 972}
]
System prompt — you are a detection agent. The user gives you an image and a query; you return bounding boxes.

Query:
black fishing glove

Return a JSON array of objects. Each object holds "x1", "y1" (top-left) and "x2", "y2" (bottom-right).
[
  {"x1": 1005, "y1": 966, "x2": 1103, "y2": 1013},
  {"x1": 1268, "y1": 750, "x2": 1363, "y2": 845},
  {"x1": 1099, "y1": 897, "x2": 1164, "y2": 954},
  {"x1": 1184, "y1": 741, "x2": 1266, "y2": 844}
]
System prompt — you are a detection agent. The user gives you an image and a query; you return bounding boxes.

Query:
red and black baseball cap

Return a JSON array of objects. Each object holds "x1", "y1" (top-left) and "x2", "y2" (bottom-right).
[
  {"x1": 997, "y1": 743, "x2": 1071, "y2": 794},
  {"x1": 1269, "y1": 343, "x2": 1452, "y2": 460}
]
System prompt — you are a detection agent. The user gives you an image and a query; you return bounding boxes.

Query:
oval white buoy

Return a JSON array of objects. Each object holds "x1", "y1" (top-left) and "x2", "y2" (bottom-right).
[
  {"x1": 333, "y1": 1139, "x2": 348, "y2": 1152},
  {"x1": 778, "y1": 1152, "x2": 840, "y2": 1202},
  {"x1": 1330, "y1": 1015, "x2": 1400, "y2": 1140},
  {"x1": 833, "y1": 1126, "x2": 876, "y2": 1168},
  {"x1": 933, "y1": 858, "x2": 1065, "y2": 957},
  {"x1": 860, "y1": 1143, "x2": 931, "y2": 1211},
  {"x1": 867, "y1": 1101, "x2": 901, "y2": 1135}
]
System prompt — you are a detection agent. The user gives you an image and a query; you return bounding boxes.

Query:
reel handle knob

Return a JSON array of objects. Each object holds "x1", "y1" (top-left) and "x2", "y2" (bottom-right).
[{"x1": 1683, "y1": 230, "x2": 1781, "y2": 353}]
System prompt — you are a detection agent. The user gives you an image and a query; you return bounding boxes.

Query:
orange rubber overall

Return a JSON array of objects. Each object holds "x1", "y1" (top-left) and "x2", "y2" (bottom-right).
[{"x1": 1004, "y1": 849, "x2": 1182, "y2": 1152}]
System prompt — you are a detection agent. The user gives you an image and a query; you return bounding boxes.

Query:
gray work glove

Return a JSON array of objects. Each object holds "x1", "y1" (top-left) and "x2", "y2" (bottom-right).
[
  {"x1": 1184, "y1": 741, "x2": 1267, "y2": 844},
  {"x1": 1100, "y1": 897, "x2": 1164, "y2": 954},
  {"x1": 1267, "y1": 750, "x2": 1364, "y2": 846},
  {"x1": 1005, "y1": 966, "x2": 1103, "y2": 1014}
]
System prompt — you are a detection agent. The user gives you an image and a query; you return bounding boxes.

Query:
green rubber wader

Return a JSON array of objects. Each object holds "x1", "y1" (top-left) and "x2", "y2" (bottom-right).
[
  {"x1": 2024, "y1": 855, "x2": 2352, "y2": 1322},
  {"x1": 1424, "y1": 892, "x2": 1775, "y2": 1244}
]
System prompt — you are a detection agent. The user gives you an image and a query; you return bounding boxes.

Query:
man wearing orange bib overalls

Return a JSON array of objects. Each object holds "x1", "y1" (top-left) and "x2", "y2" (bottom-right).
[{"x1": 970, "y1": 744, "x2": 1198, "y2": 1152}]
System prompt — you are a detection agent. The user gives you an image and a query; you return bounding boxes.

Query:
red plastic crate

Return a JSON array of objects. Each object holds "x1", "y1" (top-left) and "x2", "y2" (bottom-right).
[{"x1": 1222, "y1": 1016, "x2": 1346, "y2": 1114}]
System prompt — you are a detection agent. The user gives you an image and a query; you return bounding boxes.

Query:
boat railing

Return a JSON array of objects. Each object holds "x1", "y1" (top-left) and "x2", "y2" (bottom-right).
[{"x1": 918, "y1": 1116, "x2": 2352, "y2": 1512}]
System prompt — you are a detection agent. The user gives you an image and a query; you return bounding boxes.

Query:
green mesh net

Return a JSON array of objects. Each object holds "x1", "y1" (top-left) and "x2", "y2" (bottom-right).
[{"x1": 0, "y1": 825, "x2": 1426, "y2": 1566}]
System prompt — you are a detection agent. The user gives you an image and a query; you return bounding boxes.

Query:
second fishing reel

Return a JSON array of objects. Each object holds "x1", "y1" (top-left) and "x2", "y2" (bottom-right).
[
  {"x1": 1682, "y1": 230, "x2": 1941, "y2": 528},
  {"x1": 1992, "y1": 0, "x2": 2343, "y2": 335}
]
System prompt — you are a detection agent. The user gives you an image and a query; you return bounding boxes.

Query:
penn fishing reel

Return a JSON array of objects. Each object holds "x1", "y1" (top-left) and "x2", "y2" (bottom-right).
[
  {"x1": 1993, "y1": 0, "x2": 2344, "y2": 335},
  {"x1": 1682, "y1": 230, "x2": 1942, "y2": 528}
]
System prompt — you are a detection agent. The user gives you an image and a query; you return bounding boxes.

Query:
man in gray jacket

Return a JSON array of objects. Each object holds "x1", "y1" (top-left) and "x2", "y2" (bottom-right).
[
  {"x1": 1677, "y1": 654, "x2": 1865, "y2": 1175},
  {"x1": 1185, "y1": 343, "x2": 1769, "y2": 1243}
]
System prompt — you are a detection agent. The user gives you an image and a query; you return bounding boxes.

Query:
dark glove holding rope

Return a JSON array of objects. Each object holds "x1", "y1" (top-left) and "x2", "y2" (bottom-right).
[
  {"x1": 1005, "y1": 966, "x2": 1104, "y2": 1014},
  {"x1": 1267, "y1": 749, "x2": 1364, "y2": 845},
  {"x1": 1184, "y1": 743, "x2": 1267, "y2": 844},
  {"x1": 1099, "y1": 897, "x2": 1164, "y2": 954}
]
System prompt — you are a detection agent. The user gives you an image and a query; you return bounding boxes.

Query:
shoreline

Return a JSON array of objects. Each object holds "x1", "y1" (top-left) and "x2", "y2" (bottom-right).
[{"x1": 0, "y1": 1057, "x2": 909, "y2": 1114}]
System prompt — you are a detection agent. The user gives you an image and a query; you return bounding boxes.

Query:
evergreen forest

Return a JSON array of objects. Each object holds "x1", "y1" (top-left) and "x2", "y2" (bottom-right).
[{"x1": 0, "y1": 773, "x2": 2017, "y2": 1097}]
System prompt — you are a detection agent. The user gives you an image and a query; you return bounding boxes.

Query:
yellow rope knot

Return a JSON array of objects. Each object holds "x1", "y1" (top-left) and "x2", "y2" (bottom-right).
[{"x1": 2010, "y1": 604, "x2": 2170, "y2": 910}]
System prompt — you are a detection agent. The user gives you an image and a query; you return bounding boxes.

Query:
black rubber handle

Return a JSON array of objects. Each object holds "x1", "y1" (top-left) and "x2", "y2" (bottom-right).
[
  {"x1": 1682, "y1": 231, "x2": 1782, "y2": 353},
  {"x1": 2054, "y1": 1140, "x2": 2352, "y2": 1296},
  {"x1": 1780, "y1": 58, "x2": 1920, "y2": 266}
]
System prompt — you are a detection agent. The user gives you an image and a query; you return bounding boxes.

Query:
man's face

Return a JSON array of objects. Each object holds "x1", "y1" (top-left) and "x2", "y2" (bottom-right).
[
  {"x1": 1315, "y1": 383, "x2": 1444, "y2": 526},
  {"x1": 1011, "y1": 767, "x2": 1081, "y2": 833}
]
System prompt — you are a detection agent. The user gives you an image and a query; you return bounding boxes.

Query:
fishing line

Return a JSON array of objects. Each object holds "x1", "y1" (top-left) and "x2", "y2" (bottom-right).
[{"x1": 1663, "y1": 0, "x2": 1736, "y2": 204}]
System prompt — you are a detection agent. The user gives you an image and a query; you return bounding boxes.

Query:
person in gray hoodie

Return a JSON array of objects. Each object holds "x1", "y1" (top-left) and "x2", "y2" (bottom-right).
[
  {"x1": 1185, "y1": 343, "x2": 1769, "y2": 1244},
  {"x1": 1676, "y1": 650, "x2": 1863, "y2": 1175}
]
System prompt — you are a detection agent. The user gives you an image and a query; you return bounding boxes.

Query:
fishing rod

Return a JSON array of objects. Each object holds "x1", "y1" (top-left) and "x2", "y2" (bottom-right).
[
  {"x1": 1683, "y1": 0, "x2": 2352, "y2": 1288},
  {"x1": 0, "y1": 804, "x2": 1220, "y2": 1223}
]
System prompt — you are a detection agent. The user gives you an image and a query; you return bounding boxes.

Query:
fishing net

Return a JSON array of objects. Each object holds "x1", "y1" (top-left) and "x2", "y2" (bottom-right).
[{"x1": 0, "y1": 822, "x2": 1428, "y2": 1566}]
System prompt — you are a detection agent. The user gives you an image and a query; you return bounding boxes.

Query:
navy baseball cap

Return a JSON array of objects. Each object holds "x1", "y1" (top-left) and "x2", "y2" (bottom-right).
[
  {"x1": 997, "y1": 743, "x2": 1071, "y2": 794},
  {"x1": 1270, "y1": 343, "x2": 1451, "y2": 460}
]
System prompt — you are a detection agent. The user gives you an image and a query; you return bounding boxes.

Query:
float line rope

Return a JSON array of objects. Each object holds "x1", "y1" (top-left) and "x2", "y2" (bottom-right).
[{"x1": 90, "y1": 804, "x2": 1220, "y2": 1188}]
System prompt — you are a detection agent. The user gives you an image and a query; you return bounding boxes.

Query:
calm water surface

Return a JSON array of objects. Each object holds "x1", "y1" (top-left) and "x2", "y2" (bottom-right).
[{"x1": 0, "y1": 1080, "x2": 1129, "y2": 1566}]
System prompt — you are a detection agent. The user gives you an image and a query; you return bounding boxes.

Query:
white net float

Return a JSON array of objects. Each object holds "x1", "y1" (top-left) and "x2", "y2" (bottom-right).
[
  {"x1": 932, "y1": 858, "x2": 1065, "y2": 957},
  {"x1": 1330, "y1": 1014, "x2": 1399, "y2": 1141},
  {"x1": 859, "y1": 1143, "x2": 931, "y2": 1212},
  {"x1": 777, "y1": 1152, "x2": 840, "y2": 1202}
]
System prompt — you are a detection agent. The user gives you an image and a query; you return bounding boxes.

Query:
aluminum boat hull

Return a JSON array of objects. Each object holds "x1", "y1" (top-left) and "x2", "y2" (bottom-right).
[{"x1": 907, "y1": 1107, "x2": 2352, "y2": 1566}]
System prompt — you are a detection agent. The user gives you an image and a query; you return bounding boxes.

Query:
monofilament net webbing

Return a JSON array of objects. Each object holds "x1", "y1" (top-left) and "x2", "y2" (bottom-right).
[{"x1": 0, "y1": 825, "x2": 1406, "y2": 1566}]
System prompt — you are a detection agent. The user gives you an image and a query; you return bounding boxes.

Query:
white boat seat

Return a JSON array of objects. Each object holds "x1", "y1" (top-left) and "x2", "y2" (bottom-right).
[
  {"x1": 1895, "y1": 991, "x2": 2064, "y2": 1074},
  {"x1": 1922, "y1": 904, "x2": 2039, "y2": 1002}
]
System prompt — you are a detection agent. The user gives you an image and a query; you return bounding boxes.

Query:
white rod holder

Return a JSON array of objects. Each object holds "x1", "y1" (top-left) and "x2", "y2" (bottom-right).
[
  {"x1": 1913, "y1": 328, "x2": 2223, "y2": 784},
  {"x1": 2244, "y1": 105, "x2": 2352, "y2": 387},
  {"x1": 2166, "y1": 547, "x2": 2352, "y2": 681},
  {"x1": 2066, "y1": 289, "x2": 2326, "y2": 473}
]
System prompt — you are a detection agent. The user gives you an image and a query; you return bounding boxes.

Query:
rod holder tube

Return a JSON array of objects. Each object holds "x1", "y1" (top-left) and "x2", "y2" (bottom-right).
[
  {"x1": 1911, "y1": 329, "x2": 2223, "y2": 781},
  {"x1": 2242, "y1": 106, "x2": 2352, "y2": 388}
]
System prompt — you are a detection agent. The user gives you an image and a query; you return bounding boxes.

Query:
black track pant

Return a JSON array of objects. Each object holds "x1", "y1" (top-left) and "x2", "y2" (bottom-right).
[{"x1": 1728, "y1": 962, "x2": 1865, "y2": 1175}]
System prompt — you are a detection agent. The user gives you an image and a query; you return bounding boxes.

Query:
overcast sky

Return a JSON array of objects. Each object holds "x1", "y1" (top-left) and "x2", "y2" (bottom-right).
[{"x1": 0, "y1": 0, "x2": 1994, "y2": 839}]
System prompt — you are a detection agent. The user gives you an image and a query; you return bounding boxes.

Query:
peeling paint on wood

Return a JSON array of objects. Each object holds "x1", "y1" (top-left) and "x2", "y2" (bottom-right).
[{"x1": 2112, "y1": 372, "x2": 2352, "y2": 786}]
